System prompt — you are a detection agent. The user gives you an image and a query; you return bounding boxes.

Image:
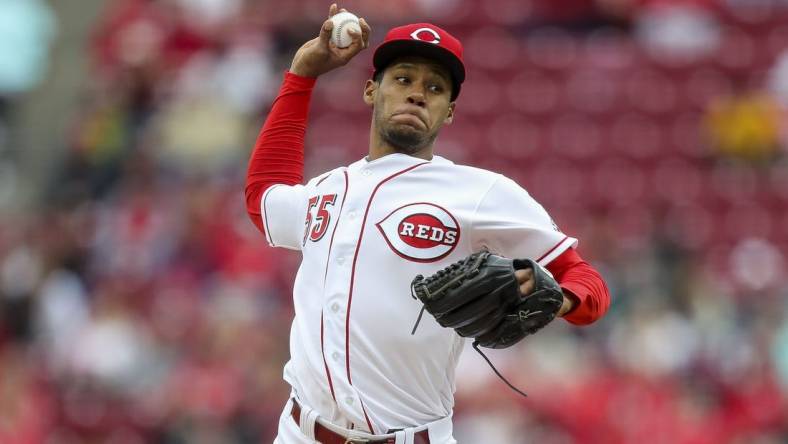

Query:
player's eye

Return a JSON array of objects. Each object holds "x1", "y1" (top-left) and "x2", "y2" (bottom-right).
[
  {"x1": 395, "y1": 76, "x2": 410, "y2": 84},
  {"x1": 428, "y1": 84, "x2": 444, "y2": 93}
]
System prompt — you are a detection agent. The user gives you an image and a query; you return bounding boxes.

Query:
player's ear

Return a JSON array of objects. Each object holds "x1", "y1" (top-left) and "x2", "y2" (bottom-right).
[
  {"x1": 363, "y1": 79, "x2": 377, "y2": 106},
  {"x1": 444, "y1": 102, "x2": 455, "y2": 125}
]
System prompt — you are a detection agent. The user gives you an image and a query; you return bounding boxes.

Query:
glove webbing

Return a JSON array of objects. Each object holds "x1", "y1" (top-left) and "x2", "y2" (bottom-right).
[{"x1": 410, "y1": 304, "x2": 528, "y2": 399}]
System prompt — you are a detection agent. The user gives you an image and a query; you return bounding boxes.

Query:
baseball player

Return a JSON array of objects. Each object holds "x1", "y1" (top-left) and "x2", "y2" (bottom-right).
[{"x1": 245, "y1": 5, "x2": 610, "y2": 443}]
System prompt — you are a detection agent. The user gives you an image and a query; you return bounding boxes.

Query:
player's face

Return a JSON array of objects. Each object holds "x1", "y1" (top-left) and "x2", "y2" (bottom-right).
[{"x1": 364, "y1": 57, "x2": 455, "y2": 155}]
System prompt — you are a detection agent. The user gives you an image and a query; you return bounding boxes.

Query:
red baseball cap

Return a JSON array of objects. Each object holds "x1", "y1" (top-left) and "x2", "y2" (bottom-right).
[{"x1": 372, "y1": 23, "x2": 465, "y2": 101}]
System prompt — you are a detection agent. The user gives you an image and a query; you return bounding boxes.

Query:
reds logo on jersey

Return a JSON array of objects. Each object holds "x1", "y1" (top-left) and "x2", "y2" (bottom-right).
[{"x1": 376, "y1": 203, "x2": 460, "y2": 262}]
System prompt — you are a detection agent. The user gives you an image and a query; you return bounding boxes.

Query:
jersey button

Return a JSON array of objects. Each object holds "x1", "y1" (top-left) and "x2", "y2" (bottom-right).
[
  {"x1": 332, "y1": 352, "x2": 341, "y2": 361},
  {"x1": 347, "y1": 211, "x2": 356, "y2": 219},
  {"x1": 331, "y1": 303, "x2": 340, "y2": 312},
  {"x1": 336, "y1": 257, "x2": 345, "y2": 265},
  {"x1": 345, "y1": 397, "x2": 354, "y2": 405},
  {"x1": 361, "y1": 170, "x2": 371, "y2": 177}
]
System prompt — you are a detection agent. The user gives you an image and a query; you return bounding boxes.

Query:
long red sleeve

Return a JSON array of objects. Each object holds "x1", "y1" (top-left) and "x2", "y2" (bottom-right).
[
  {"x1": 546, "y1": 248, "x2": 610, "y2": 325},
  {"x1": 245, "y1": 72, "x2": 317, "y2": 232}
]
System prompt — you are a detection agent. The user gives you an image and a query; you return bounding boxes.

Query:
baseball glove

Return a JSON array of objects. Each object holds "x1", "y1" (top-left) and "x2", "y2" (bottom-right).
[{"x1": 411, "y1": 251, "x2": 564, "y2": 349}]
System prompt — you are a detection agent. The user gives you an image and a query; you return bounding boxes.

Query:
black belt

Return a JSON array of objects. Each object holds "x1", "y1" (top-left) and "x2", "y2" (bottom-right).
[{"x1": 290, "y1": 399, "x2": 430, "y2": 444}]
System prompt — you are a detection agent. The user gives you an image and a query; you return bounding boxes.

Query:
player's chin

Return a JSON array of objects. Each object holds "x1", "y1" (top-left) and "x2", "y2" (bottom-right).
[
  {"x1": 385, "y1": 126, "x2": 430, "y2": 150},
  {"x1": 392, "y1": 123, "x2": 425, "y2": 138}
]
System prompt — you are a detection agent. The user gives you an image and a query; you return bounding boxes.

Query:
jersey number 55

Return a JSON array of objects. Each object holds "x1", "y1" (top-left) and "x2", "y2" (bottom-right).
[{"x1": 303, "y1": 194, "x2": 337, "y2": 246}]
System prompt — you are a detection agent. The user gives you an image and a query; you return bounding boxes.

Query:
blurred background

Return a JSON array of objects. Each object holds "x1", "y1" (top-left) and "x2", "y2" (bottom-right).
[{"x1": 0, "y1": 0, "x2": 787, "y2": 443}]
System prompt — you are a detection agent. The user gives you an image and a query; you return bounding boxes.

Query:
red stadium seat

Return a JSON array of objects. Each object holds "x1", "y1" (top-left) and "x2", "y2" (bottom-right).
[
  {"x1": 663, "y1": 203, "x2": 716, "y2": 250},
  {"x1": 550, "y1": 114, "x2": 602, "y2": 160},
  {"x1": 439, "y1": 120, "x2": 485, "y2": 157},
  {"x1": 480, "y1": 0, "x2": 533, "y2": 26},
  {"x1": 607, "y1": 204, "x2": 655, "y2": 249},
  {"x1": 670, "y1": 112, "x2": 708, "y2": 159},
  {"x1": 685, "y1": 68, "x2": 734, "y2": 110},
  {"x1": 722, "y1": 204, "x2": 774, "y2": 242},
  {"x1": 506, "y1": 70, "x2": 561, "y2": 114},
  {"x1": 523, "y1": 159, "x2": 585, "y2": 207},
  {"x1": 320, "y1": 74, "x2": 371, "y2": 113},
  {"x1": 708, "y1": 163, "x2": 759, "y2": 204},
  {"x1": 307, "y1": 114, "x2": 367, "y2": 152},
  {"x1": 714, "y1": 28, "x2": 757, "y2": 70},
  {"x1": 625, "y1": 69, "x2": 679, "y2": 114},
  {"x1": 564, "y1": 70, "x2": 620, "y2": 113},
  {"x1": 609, "y1": 113, "x2": 664, "y2": 160},
  {"x1": 582, "y1": 28, "x2": 636, "y2": 71},
  {"x1": 592, "y1": 158, "x2": 646, "y2": 206},
  {"x1": 524, "y1": 27, "x2": 578, "y2": 70},
  {"x1": 486, "y1": 115, "x2": 542, "y2": 160},
  {"x1": 465, "y1": 27, "x2": 519, "y2": 71},
  {"x1": 458, "y1": 69, "x2": 503, "y2": 115},
  {"x1": 778, "y1": 213, "x2": 788, "y2": 244},
  {"x1": 768, "y1": 161, "x2": 788, "y2": 203},
  {"x1": 651, "y1": 158, "x2": 703, "y2": 205},
  {"x1": 767, "y1": 26, "x2": 788, "y2": 60}
]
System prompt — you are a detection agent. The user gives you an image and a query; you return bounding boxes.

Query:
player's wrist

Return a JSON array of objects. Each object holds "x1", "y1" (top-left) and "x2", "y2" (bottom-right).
[
  {"x1": 288, "y1": 63, "x2": 320, "y2": 79},
  {"x1": 558, "y1": 291, "x2": 579, "y2": 317}
]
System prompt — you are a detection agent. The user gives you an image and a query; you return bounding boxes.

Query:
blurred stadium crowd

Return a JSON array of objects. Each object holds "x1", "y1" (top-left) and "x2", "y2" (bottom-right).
[{"x1": 1, "y1": 0, "x2": 788, "y2": 443}]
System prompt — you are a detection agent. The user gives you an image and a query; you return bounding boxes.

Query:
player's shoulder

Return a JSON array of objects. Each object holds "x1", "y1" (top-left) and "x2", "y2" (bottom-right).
[
  {"x1": 430, "y1": 155, "x2": 503, "y2": 182},
  {"x1": 304, "y1": 166, "x2": 348, "y2": 188},
  {"x1": 434, "y1": 156, "x2": 534, "y2": 197}
]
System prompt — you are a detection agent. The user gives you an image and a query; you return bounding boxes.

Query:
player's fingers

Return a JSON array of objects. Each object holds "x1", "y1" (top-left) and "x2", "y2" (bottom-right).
[
  {"x1": 342, "y1": 28, "x2": 365, "y2": 57},
  {"x1": 328, "y1": 3, "x2": 337, "y2": 17},
  {"x1": 514, "y1": 269, "x2": 533, "y2": 284},
  {"x1": 519, "y1": 280, "x2": 535, "y2": 295},
  {"x1": 515, "y1": 269, "x2": 534, "y2": 295},
  {"x1": 319, "y1": 19, "x2": 333, "y2": 45},
  {"x1": 359, "y1": 18, "x2": 371, "y2": 48}
]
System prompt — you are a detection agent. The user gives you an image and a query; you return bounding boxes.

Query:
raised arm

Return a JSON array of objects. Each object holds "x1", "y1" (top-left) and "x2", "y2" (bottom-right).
[{"x1": 244, "y1": 4, "x2": 370, "y2": 232}]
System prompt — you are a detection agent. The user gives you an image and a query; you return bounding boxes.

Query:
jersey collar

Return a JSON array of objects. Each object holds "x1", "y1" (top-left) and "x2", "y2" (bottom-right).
[{"x1": 354, "y1": 152, "x2": 451, "y2": 170}]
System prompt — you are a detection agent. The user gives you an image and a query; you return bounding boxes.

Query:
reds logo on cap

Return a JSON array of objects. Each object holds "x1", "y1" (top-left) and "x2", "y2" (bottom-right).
[
  {"x1": 376, "y1": 203, "x2": 460, "y2": 262},
  {"x1": 410, "y1": 27, "x2": 441, "y2": 45}
]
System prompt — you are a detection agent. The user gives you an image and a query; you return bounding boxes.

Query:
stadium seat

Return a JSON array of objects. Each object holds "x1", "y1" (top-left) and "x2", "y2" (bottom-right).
[
  {"x1": 506, "y1": 70, "x2": 561, "y2": 114},
  {"x1": 651, "y1": 158, "x2": 703, "y2": 205},
  {"x1": 550, "y1": 114, "x2": 601, "y2": 160},
  {"x1": 625, "y1": 69, "x2": 679, "y2": 114},
  {"x1": 609, "y1": 113, "x2": 663, "y2": 160},
  {"x1": 524, "y1": 27, "x2": 578, "y2": 70},
  {"x1": 465, "y1": 27, "x2": 519, "y2": 71}
]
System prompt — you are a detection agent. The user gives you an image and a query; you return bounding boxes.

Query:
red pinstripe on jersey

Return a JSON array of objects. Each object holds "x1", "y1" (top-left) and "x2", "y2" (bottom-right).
[
  {"x1": 320, "y1": 312, "x2": 336, "y2": 401},
  {"x1": 319, "y1": 171, "x2": 349, "y2": 405},
  {"x1": 345, "y1": 161, "x2": 430, "y2": 433}
]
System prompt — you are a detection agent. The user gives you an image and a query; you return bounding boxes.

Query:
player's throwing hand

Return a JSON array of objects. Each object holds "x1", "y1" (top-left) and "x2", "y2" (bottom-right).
[{"x1": 289, "y1": 3, "x2": 371, "y2": 78}]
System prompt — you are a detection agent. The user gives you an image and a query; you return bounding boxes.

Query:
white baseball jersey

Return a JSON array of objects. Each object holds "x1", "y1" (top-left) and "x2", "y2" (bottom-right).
[{"x1": 262, "y1": 152, "x2": 577, "y2": 434}]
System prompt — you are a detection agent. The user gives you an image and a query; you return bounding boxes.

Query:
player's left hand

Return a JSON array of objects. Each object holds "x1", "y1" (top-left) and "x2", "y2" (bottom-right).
[
  {"x1": 411, "y1": 252, "x2": 568, "y2": 349},
  {"x1": 515, "y1": 268, "x2": 576, "y2": 317}
]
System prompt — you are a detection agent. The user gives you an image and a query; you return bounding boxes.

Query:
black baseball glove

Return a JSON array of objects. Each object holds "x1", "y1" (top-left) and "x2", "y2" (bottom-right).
[{"x1": 411, "y1": 251, "x2": 564, "y2": 349}]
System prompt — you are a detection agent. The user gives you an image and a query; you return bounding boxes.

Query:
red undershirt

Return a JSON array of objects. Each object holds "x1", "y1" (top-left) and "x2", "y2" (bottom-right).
[{"x1": 245, "y1": 72, "x2": 610, "y2": 325}]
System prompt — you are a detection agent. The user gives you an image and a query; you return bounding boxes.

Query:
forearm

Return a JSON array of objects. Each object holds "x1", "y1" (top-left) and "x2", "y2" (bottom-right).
[
  {"x1": 245, "y1": 72, "x2": 316, "y2": 232},
  {"x1": 546, "y1": 249, "x2": 610, "y2": 325}
]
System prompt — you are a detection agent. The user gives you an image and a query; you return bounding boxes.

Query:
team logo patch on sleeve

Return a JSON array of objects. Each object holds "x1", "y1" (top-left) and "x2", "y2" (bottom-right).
[{"x1": 376, "y1": 203, "x2": 460, "y2": 262}]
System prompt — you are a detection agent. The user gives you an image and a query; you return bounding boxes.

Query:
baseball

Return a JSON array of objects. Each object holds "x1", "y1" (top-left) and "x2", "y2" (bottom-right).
[{"x1": 330, "y1": 11, "x2": 361, "y2": 48}]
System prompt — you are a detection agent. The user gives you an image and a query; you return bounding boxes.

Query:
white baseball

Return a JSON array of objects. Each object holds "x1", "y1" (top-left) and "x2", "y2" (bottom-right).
[{"x1": 329, "y1": 11, "x2": 361, "y2": 49}]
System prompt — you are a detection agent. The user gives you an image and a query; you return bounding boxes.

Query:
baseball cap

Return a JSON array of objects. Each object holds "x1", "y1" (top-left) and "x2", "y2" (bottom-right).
[{"x1": 372, "y1": 23, "x2": 465, "y2": 101}]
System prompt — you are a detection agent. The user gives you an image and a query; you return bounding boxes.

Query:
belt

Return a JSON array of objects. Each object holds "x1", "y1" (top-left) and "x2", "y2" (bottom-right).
[{"x1": 290, "y1": 399, "x2": 430, "y2": 444}]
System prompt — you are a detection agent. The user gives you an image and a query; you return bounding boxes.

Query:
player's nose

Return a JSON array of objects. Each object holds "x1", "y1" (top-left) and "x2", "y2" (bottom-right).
[{"x1": 406, "y1": 90, "x2": 426, "y2": 107}]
